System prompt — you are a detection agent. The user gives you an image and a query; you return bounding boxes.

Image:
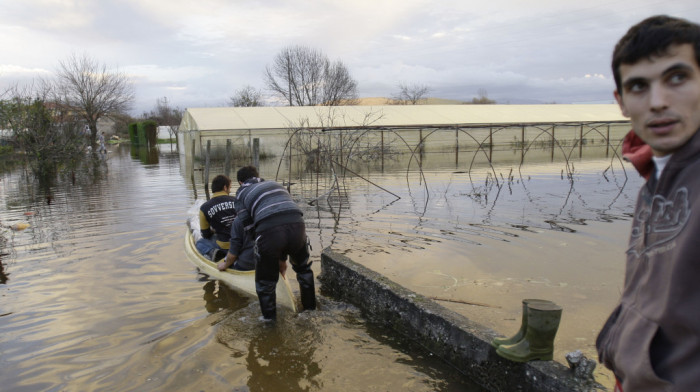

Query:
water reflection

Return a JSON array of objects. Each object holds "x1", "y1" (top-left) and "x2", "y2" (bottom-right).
[
  {"x1": 0, "y1": 139, "x2": 641, "y2": 390},
  {"x1": 202, "y1": 280, "x2": 251, "y2": 313},
  {"x1": 297, "y1": 156, "x2": 637, "y2": 254},
  {"x1": 131, "y1": 145, "x2": 160, "y2": 164},
  {"x1": 0, "y1": 144, "x2": 483, "y2": 391},
  {"x1": 280, "y1": 147, "x2": 640, "y2": 390},
  {"x1": 241, "y1": 321, "x2": 322, "y2": 391},
  {"x1": 0, "y1": 257, "x2": 7, "y2": 284},
  {"x1": 209, "y1": 299, "x2": 477, "y2": 392}
]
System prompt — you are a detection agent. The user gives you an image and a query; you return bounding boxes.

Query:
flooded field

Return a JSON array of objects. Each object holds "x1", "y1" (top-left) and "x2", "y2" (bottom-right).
[
  {"x1": 0, "y1": 145, "x2": 480, "y2": 392},
  {"x1": 279, "y1": 142, "x2": 641, "y2": 389},
  {"x1": 0, "y1": 140, "x2": 643, "y2": 390}
]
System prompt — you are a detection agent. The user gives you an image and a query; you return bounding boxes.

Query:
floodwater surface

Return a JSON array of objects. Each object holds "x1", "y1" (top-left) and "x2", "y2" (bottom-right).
[
  {"x1": 0, "y1": 142, "x2": 642, "y2": 391},
  {"x1": 286, "y1": 145, "x2": 642, "y2": 389},
  {"x1": 0, "y1": 145, "x2": 479, "y2": 391}
]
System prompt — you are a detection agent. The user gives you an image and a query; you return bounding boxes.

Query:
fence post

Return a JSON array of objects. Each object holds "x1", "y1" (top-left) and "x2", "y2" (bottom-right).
[
  {"x1": 204, "y1": 140, "x2": 211, "y2": 200},
  {"x1": 316, "y1": 139, "x2": 321, "y2": 199},
  {"x1": 253, "y1": 138, "x2": 260, "y2": 168},
  {"x1": 190, "y1": 142, "x2": 197, "y2": 200},
  {"x1": 224, "y1": 139, "x2": 232, "y2": 178},
  {"x1": 419, "y1": 128, "x2": 424, "y2": 157},
  {"x1": 381, "y1": 130, "x2": 385, "y2": 172},
  {"x1": 455, "y1": 128, "x2": 459, "y2": 166},
  {"x1": 339, "y1": 130, "x2": 344, "y2": 167},
  {"x1": 521, "y1": 126, "x2": 525, "y2": 164},
  {"x1": 551, "y1": 126, "x2": 556, "y2": 161},
  {"x1": 288, "y1": 141, "x2": 292, "y2": 193}
]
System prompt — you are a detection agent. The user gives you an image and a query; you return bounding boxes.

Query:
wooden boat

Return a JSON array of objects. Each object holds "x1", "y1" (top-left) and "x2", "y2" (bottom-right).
[{"x1": 184, "y1": 228, "x2": 298, "y2": 312}]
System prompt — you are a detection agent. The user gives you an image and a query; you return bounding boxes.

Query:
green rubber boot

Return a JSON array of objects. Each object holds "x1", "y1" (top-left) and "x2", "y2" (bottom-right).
[
  {"x1": 491, "y1": 299, "x2": 555, "y2": 349},
  {"x1": 496, "y1": 301, "x2": 563, "y2": 362}
]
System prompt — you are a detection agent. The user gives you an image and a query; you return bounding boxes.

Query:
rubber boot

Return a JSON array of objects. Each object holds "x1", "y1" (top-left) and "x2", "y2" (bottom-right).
[
  {"x1": 496, "y1": 302, "x2": 563, "y2": 362},
  {"x1": 293, "y1": 260, "x2": 316, "y2": 311},
  {"x1": 297, "y1": 269, "x2": 316, "y2": 311},
  {"x1": 291, "y1": 239, "x2": 316, "y2": 311},
  {"x1": 491, "y1": 299, "x2": 555, "y2": 349},
  {"x1": 256, "y1": 279, "x2": 277, "y2": 320}
]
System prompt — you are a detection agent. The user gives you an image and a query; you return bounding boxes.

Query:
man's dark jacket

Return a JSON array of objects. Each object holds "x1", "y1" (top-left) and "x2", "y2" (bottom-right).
[{"x1": 597, "y1": 129, "x2": 700, "y2": 391}]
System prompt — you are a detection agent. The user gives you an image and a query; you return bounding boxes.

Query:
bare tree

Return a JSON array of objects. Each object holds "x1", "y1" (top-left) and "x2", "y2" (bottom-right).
[
  {"x1": 264, "y1": 45, "x2": 358, "y2": 106},
  {"x1": 56, "y1": 53, "x2": 135, "y2": 143},
  {"x1": 230, "y1": 85, "x2": 264, "y2": 107},
  {"x1": 391, "y1": 83, "x2": 431, "y2": 105},
  {"x1": 322, "y1": 61, "x2": 359, "y2": 106},
  {"x1": 287, "y1": 107, "x2": 388, "y2": 165},
  {"x1": 144, "y1": 97, "x2": 182, "y2": 141},
  {"x1": 471, "y1": 88, "x2": 496, "y2": 104}
]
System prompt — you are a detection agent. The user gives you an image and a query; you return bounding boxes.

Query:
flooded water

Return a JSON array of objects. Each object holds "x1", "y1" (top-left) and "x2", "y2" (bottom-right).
[
  {"x1": 0, "y1": 144, "x2": 479, "y2": 392},
  {"x1": 0, "y1": 141, "x2": 643, "y2": 391},
  {"x1": 285, "y1": 143, "x2": 642, "y2": 389}
]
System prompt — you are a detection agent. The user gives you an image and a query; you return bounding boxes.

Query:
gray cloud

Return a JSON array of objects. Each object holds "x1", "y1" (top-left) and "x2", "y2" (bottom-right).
[{"x1": 1, "y1": 0, "x2": 698, "y2": 112}]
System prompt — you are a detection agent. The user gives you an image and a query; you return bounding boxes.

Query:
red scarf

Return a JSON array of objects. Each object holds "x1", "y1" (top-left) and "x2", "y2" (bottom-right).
[
  {"x1": 621, "y1": 130, "x2": 653, "y2": 180},
  {"x1": 615, "y1": 378, "x2": 624, "y2": 392}
]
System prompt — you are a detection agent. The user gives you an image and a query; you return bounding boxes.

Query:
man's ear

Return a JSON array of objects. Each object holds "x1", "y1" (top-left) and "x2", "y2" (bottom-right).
[{"x1": 614, "y1": 90, "x2": 629, "y2": 117}]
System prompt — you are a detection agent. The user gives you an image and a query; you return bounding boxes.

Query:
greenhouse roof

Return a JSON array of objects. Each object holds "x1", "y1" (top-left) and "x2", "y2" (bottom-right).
[{"x1": 179, "y1": 104, "x2": 628, "y2": 132}]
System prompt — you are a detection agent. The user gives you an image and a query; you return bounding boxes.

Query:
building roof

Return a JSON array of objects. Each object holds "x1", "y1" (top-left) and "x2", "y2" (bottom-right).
[{"x1": 179, "y1": 104, "x2": 627, "y2": 132}]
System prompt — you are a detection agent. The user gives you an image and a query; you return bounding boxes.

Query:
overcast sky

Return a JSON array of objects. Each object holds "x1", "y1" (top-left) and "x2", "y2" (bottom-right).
[{"x1": 1, "y1": 0, "x2": 699, "y2": 114}]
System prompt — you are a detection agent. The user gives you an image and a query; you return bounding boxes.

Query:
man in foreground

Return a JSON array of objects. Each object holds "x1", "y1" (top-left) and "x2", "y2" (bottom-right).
[
  {"x1": 596, "y1": 15, "x2": 700, "y2": 391},
  {"x1": 196, "y1": 175, "x2": 236, "y2": 261},
  {"x1": 218, "y1": 166, "x2": 316, "y2": 320}
]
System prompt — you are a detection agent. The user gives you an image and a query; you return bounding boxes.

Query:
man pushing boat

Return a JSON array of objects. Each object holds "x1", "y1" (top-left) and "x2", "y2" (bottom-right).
[{"x1": 218, "y1": 165, "x2": 316, "y2": 320}]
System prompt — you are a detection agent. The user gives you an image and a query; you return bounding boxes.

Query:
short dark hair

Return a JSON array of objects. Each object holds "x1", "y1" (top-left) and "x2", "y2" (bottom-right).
[
  {"x1": 211, "y1": 174, "x2": 231, "y2": 193},
  {"x1": 237, "y1": 166, "x2": 259, "y2": 183},
  {"x1": 613, "y1": 15, "x2": 700, "y2": 94}
]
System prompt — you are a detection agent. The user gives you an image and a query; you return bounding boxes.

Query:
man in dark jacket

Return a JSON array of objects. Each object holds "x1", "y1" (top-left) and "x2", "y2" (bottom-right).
[
  {"x1": 196, "y1": 174, "x2": 236, "y2": 261},
  {"x1": 596, "y1": 15, "x2": 700, "y2": 391},
  {"x1": 223, "y1": 217, "x2": 255, "y2": 271},
  {"x1": 218, "y1": 166, "x2": 316, "y2": 320}
]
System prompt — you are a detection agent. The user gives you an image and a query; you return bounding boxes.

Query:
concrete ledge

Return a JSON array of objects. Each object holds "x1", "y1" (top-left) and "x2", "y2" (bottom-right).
[{"x1": 320, "y1": 248, "x2": 604, "y2": 392}]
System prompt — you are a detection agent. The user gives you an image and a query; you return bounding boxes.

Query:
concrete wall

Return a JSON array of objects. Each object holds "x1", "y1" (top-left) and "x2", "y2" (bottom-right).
[{"x1": 320, "y1": 248, "x2": 604, "y2": 392}]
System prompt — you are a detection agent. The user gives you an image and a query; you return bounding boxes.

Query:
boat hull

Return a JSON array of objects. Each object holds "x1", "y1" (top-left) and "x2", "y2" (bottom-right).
[{"x1": 184, "y1": 229, "x2": 298, "y2": 312}]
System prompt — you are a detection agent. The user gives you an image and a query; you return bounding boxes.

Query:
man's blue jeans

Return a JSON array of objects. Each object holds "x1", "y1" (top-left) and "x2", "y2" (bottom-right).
[{"x1": 195, "y1": 237, "x2": 219, "y2": 258}]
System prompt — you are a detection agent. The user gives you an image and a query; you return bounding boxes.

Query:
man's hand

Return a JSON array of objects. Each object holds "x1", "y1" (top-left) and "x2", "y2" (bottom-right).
[
  {"x1": 217, "y1": 259, "x2": 231, "y2": 271},
  {"x1": 217, "y1": 252, "x2": 236, "y2": 271},
  {"x1": 279, "y1": 259, "x2": 288, "y2": 277}
]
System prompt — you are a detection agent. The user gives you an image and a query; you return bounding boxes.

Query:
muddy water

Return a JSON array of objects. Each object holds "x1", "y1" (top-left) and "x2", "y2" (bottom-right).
[
  {"x1": 0, "y1": 142, "x2": 642, "y2": 391},
  {"x1": 0, "y1": 145, "x2": 478, "y2": 392},
  {"x1": 290, "y1": 147, "x2": 643, "y2": 389}
]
